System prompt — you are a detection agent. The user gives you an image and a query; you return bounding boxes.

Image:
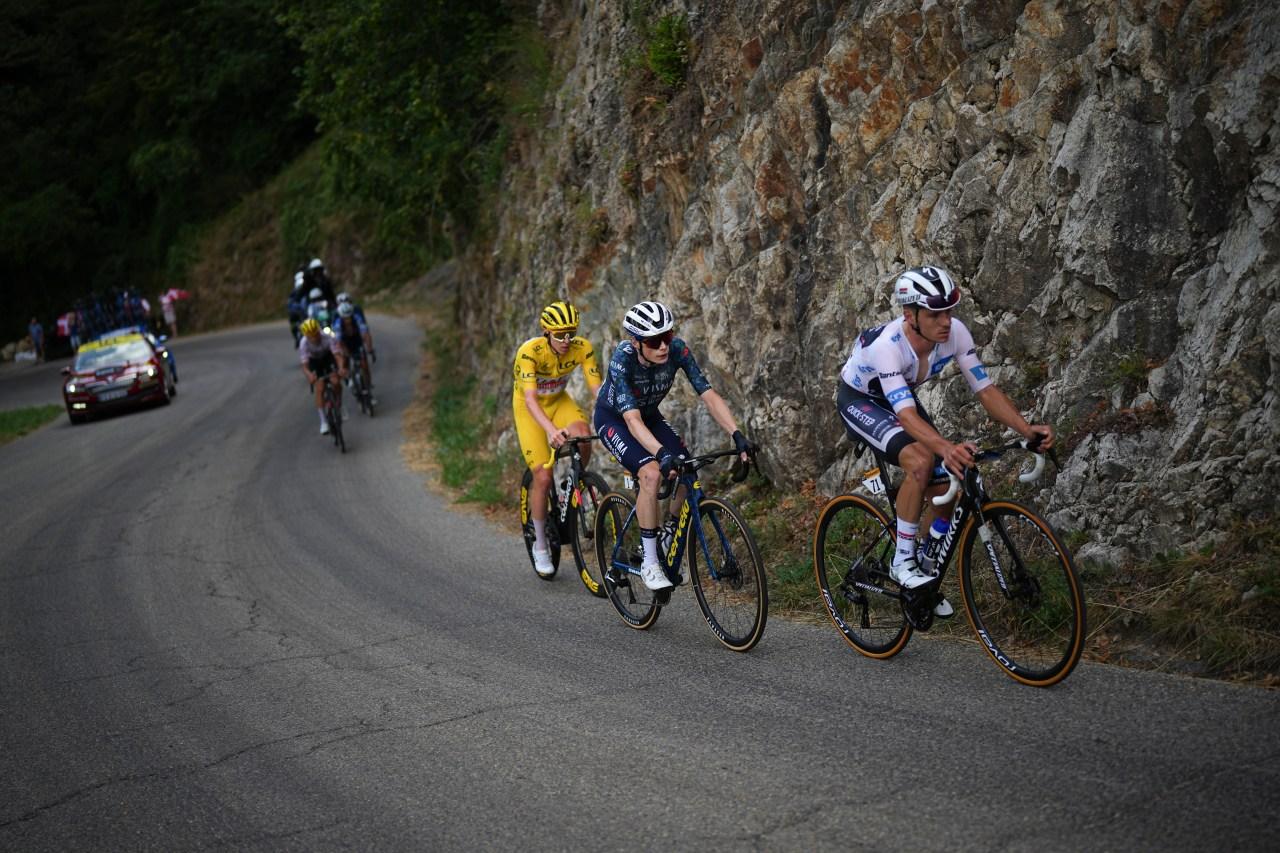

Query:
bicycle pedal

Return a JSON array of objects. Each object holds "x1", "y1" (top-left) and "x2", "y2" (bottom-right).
[{"x1": 654, "y1": 588, "x2": 673, "y2": 606}]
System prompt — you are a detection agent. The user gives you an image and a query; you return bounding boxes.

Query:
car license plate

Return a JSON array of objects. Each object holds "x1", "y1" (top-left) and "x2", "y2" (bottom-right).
[{"x1": 98, "y1": 389, "x2": 128, "y2": 401}]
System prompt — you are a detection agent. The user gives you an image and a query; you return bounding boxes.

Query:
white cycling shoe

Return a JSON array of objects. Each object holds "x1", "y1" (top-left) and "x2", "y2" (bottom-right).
[
  {"x1": 890, "y1": 557, "x2": 933, "y2": 589},
  {"x1": 320, "y1": 420, "x2": 330, "y2": 435},
  {"x1": 640, "y1": 561, "x2": 673, "y2": 591},
  {"x1": 532, "y1": 548, "x2": 555, "y2": 577}
]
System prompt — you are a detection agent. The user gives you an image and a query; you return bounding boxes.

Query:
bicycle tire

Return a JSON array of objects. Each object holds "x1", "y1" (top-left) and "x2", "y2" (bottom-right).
[
  {"x1": 323, "y1": 390, "x2": 346, "y2": 454},
  {"x1": 594, "y1": 492, "x2": 660, "y2": 630},
  {"x1": 519, "y1": 468, "x2": 560, "y2": 580},
  {"x1": 813, "y1": 494, "x2": 911, "y2": 658},
  {"x1": 958, "y1": 501, "x2": 1086, "y2": 687},
  {"x1": 352, "y1": 373, "x2": 366, "y2": 415},
  {"x1": 688, "y1": 497, "x2": 768, "y2": 652},
  {"x1": 333, "y1": 407, "x2": 345, "y2": 453},
  {"x1": 570, "y1": 471, "x2": 610, "y2": 598}
]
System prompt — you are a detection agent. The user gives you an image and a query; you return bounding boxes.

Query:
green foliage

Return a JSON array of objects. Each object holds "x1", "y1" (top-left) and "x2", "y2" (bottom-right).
[
  {"x1": 1090, "y1": 515, "x2": 1280, "y2": 680},
  {"x1": 647, "y1": 14, "x2": 691, "y2": 89},
  {"x1": 279, "y1": 0, "x2": 522, "y2": 255},
  {"x1": 0, "y1": 405, "x2": 63, "y2": 444}
]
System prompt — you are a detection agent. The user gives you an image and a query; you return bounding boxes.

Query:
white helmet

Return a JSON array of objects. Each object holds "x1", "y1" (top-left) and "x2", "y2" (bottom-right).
[
  {"x1": 623, "y1": 301, "x2": 674, "y2": 337},
  {"x1": 293, "y1": 272, "x2": 305, "y2": 290},
  {"x1": 309, "y1": 288, "x2": 323, "y2": 300},
  {"x1": 308, "y1": 258, "x2": 324, "y2": 270},
  {"x1": 337, "y1": 301, "x2": 354, "y2": 318},
  {"x1": 336, "y1": 291, "x2": 351, "y2": 304},
  {"x1": 893, "y1": 266, "x2": 961, "y2": 311}
]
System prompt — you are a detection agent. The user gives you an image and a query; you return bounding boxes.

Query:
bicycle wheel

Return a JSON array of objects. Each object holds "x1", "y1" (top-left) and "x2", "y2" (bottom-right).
[
  {"x1": 324, "y1": 398, "x2": 345, "y2": 453},
  {"x1": 813, "y1": 494, "x2": 911, "y2": 658},
  {"x1": 959, "y1": 501, "x2": 1086, "y2": 687},
  {"x1": 333, "y1": 409, "x2": 345, "y2": 453},
  {"x1": 687, "y1": 497, "x2": 768, "y2": 652},
  {"x1": 352, "y1": 373, "x2": 367, "y2": 415},
  {"x1": 594, "y1": 492, "x2": 660, "y2": 630},
  {"x1": 570, "y1": 471, "x2": 610, "y2": 598},
  {"x1": 519, "y1": 468, "x2": 560, "y2": 580}
]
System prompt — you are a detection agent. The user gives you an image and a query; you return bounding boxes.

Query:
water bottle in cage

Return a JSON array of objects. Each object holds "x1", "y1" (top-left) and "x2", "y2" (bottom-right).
[{"x1": 919, "y1": 517, "x2": 950, "y2": 576}]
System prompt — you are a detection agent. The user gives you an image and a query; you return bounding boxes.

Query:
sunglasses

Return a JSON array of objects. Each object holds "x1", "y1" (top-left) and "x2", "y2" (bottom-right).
[
  {"x1": 921, "y1": 288, "x2": 961, "y2": 311},
  {"x1": 639, "y1": 330, "x2": 674, "y2": 347},
  {"x1": 548, "y1": 329, "x2": 576, "y2": 342}
]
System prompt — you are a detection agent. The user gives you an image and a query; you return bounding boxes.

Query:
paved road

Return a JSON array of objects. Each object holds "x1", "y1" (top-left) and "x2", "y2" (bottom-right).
[{"x1": 1, "y1": 320, "x2": 1277, "y2": 851}]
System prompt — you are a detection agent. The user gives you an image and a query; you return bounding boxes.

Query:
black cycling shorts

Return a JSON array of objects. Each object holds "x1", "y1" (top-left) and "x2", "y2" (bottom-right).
[
  {"x1": 308, "y1": 350, "x2": 338, "y2": 377},
  {"x1": 836, "y1": 381, "x2": 934, "y2": 467},
  {"x1": 593, "y1": 405, "x2": 689, "y2": 474}
]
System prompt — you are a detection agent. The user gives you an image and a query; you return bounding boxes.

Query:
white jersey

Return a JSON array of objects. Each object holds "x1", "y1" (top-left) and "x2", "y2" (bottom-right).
[{"x1": 839, "y1": 316, "x2": 992, "y2": 412}]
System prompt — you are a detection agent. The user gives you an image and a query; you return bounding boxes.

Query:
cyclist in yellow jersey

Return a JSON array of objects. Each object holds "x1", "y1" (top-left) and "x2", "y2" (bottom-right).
[{"x1": 512, "y1": 301, "x2": 603, "y2": 576}]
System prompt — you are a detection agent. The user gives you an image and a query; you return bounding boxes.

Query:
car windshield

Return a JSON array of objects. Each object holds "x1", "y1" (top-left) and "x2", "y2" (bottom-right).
[{"x1": 75, "y1": 340, "x2": 153, "y2": 371}]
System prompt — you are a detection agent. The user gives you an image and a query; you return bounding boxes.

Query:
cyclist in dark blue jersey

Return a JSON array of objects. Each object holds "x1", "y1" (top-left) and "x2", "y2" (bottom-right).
[{"x1": 594, "y1": 300, "x2": 753, "y2": 591}]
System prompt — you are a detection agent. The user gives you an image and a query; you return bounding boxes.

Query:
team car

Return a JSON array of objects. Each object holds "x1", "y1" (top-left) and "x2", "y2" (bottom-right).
[
  {"x1": 62, "y1": 332, "x2": 177, "y2": 424},
  {"x1": 94, "y1": 325, "x2": 178, "y2": 382}
]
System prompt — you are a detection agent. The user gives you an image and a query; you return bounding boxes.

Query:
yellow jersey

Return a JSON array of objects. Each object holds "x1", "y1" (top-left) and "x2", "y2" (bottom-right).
[{"x1": 512, "y1": 336, "x2": 601, "y2": 399}]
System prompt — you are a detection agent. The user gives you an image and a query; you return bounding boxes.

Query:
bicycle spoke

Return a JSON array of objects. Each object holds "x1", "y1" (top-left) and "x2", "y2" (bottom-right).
[
  {"x1": 594, "y1": 492, "x2": 660, "y2": 629},
  {"x1": 690, "y1": 498, "x2": 767, "y2": 651},
  {"x1": 813, "y1": 495, "x2": 910, "y2": 658},
  {"x1": 961, "y1": 503, "x2": 1086, "y2": 687},
  {"x1": 571, "y1": 472, "x2": 610, "y2": 598}
]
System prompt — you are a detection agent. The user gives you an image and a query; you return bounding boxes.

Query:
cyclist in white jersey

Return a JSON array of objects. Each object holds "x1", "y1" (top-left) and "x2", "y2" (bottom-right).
[{"x1": 836, "y1": 266, "x2": 1055, "y2": 603}]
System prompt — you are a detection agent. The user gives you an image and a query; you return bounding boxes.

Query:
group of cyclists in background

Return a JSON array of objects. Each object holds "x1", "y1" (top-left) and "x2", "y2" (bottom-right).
[{"x1": 289, "y1": 258, "x2": 377, "y2": 436}]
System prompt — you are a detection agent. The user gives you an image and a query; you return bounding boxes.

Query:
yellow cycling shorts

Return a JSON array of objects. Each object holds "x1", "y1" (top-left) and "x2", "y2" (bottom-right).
[{"x1": 513, "y1": 392, "x2": 587, "y2": 471}]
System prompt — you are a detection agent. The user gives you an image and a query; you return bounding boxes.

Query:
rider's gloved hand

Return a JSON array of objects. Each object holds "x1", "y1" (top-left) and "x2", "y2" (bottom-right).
[
  {"x1": 732, "y1": 430, "x2": 753, "y2": 457},
  {"x1": 657, "y1": 448, "x2": 678, "y2": 478}
]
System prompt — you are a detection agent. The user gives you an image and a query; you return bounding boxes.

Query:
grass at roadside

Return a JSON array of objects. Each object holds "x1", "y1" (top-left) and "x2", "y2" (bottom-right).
[
  {"x1": 0, "y1": 405, "x2": 63, "y2": 445},
  {"x1": 400, "y1": 299, "x2": 1279, "y2": 687}
]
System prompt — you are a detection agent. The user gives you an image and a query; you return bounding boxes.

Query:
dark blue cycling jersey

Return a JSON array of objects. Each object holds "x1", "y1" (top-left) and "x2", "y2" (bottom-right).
[{"x1": 596, "y1": 338, "x2": 712, "y2": 415}]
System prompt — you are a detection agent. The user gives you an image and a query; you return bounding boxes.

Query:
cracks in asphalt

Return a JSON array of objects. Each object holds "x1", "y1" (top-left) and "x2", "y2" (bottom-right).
[
  {"x1": 0, "y1": 698, "x2": 513, "y2": 830},
  {"x1": 0, "y1": 722, "x2": 371, "y2": 829},
  {"x1": 53, "y1": 629, "x2": 433, "y2": 714}
]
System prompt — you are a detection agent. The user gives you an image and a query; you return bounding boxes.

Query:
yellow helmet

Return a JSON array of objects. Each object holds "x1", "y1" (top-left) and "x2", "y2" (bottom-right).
[
  {"x1": 300, "y1": 318, "x2": 321, "y2": 337},
  {"x1": 539, "y1": 301, "x2": 580, "y2": 332}
]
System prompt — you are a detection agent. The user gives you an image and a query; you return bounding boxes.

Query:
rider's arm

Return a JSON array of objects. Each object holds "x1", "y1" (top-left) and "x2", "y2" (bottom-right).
[
  {"x1": 951, "y1": 319, "x2": 1053, "y2": 448},
  {"x1": 621, "y1": 409, "x2": 668, "y2": 457},
  {"x1": 522, "y1": 387, "x2": 565, "y2": 440},
  {"x1": 698, "y1": 388, "x2": 739, "y2": 436},
  {"x1": 580, "y1": 338, "x2": 603, "y2": 396},
  {"x1": 976, "y1": 385, "x2": 1055, "y2": 449}
]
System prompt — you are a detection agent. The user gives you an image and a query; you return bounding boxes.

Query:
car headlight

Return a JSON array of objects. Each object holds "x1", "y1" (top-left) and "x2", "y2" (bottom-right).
[
  {"x1": 66, "y1": 382, "x2": 77, "y2": 393},
  {"x1": 146, "y1": 366, "x2": 156, "y2": 378}
]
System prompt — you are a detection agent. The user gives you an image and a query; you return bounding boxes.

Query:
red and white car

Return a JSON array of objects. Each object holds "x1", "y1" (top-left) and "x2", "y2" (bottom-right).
[{"x1": 62, "y1": 333, "x2": 176, "y2": 424}]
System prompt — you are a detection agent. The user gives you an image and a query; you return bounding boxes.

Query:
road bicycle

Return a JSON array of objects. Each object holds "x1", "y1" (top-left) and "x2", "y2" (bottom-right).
[
  {"x1": 349, "y1": 351, "x2": 375, "y2": 417},
  {"x1": 594, "y1": 449, "x2": 767, "y2": 652},
  {"x1": 519, "y1": 435, "x2": 611, "y2": 597},
  {"x1": 813, "y1": 439, "x2": 1085, "y2": 687},
  {"x1": 312, "y1": 375, "x2": 345, "y2": 453}
]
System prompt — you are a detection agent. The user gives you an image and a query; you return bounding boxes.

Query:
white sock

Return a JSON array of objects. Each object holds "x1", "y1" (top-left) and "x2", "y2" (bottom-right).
[
  {"x1": 893, "y1": 518, "x2": 919, "y2": 566},
  {"x1": 641, "y1": 529, "x2": 659, "y2": 564},
  {"x1": 318, "y1": 408, "x2": 326, "y2": 424},
  {"x1": 532, "y1": 519, "x2": 547, "y2": 551}
]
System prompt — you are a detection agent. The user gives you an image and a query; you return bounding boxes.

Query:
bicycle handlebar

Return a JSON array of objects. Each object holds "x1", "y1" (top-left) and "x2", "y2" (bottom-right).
[
  {"x1": 657, "y1": 447, "x2": 754, "y2": 500},
  {"x1": 931, "y1": 437, "x2": 1051, "y2": 506},
  {"x1": 541, "y1": 434, "x2": 602, "y2": 468}
]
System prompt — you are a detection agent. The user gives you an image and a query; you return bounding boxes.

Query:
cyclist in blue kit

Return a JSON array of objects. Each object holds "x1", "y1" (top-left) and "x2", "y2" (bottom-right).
[
  {"x1": 836, "y1": 266, "x2": 1055, "y2": 615},
  {"x1": 594, "y1": 301, "x2": 753, "y2": 592}
]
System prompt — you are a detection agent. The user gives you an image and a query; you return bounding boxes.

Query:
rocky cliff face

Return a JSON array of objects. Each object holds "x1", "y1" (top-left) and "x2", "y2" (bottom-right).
[{"x1": 456, "y1": 0, "x2": 1279, "y2": 565}]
